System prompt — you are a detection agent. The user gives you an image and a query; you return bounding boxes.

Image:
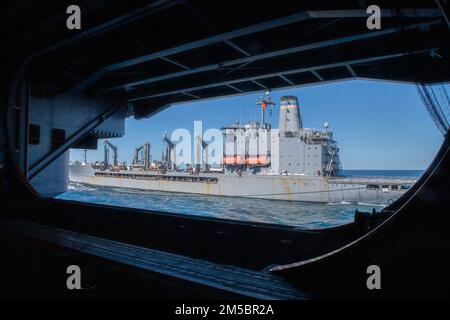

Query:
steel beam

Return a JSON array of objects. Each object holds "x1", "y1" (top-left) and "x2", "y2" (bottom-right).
[
  {"x1": 251, "y1": 80, "x2": 267, "y2": 89},
  {"x1": 28, "y1": 104, "x2": 124, "y2": 180},
  {"x1": 182, "y1": 1, "x2": 251, "y2": 57},
  {"x1": 219, "y1": 61, "x2": 254, "y2": 78},
  {"x1": 225, "y1": 40, "x2": 251, "y2": 56},
  {"x1": 226, "y1": 84, "x2": 244, "y2": 93},
  {"x1": 70, "y1": 10, "x2": 312, "y2": 93},
  {"x1": 31, "y1": 0, "x2": 184, "y2": 57},
  {"x1": 129, "y1": 48, "x2": 435, "y2": 102},
  {"x1": 182, "y1": 92, "x2": 201, "y2": 99},
  {"x1": 279, "y1": 75, "x2": 295, "y2": 85},
  {"x1": 311, "y1": 70, "x2": 324, "y2": 81},
  {"x1": 109, "y1": 20, "x2": 441, "y2": 91},
  {"x1": 435, "y1": 0, "x2": 450, "y2": 30},
  {"x1": 71, "y1": 9, "x2": 441, "y2": 93},
  {"x1": 116, "y1": 28, "x2": 192, "y2": 71},
  {"x1": 156, "y1": 78, "x2": 351, "y2": 110},
  {"x1": 346, "y1": 65, "x2": 357, "y2": 77},
  {"x1": 161, "y1": 56, "x2": 191, "y2": 70}
]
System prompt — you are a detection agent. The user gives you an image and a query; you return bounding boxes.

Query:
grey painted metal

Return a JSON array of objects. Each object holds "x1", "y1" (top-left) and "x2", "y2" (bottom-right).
[
  {"x1": 70, "y1": 95, "x2": 415, "y2": 205},
  {"x1": 182, "y1": 1, "x2": 251, "y2": 57},
  {"x1": 133, "y1": 145, "x2": 144, "y2": 165},
  {"x1": 279, "y1": 75, "x2": 295, "y2": 85},
  {"x1": 220, "y1": 61, "x2": 254, "y2": 78},
  {"x1": 129, "y1": 48, "x2": 436, "y2": 102},
  {"x1": 346, "y1": 65, "x2": 357, "y2": 77},
  {"x1": 226, "y1": 84, "x2": 243, "y2": 93},
  {"x1": 33, "y1": 0, "x2": 185, "y2": 92},
  {"x1": 251, "y1": 80, "x2": 267, "y2": 89},
  {"x1": 5, "y1": 0, "x2": 184, "y2": 175},
  {"x1": 279, "y1": 96, "x2": 302, "y2": 132},
  {"x1": 1, "y1": 0, "x2": 185, "y2": 51},
  {"x1": 28, "y1": 0, "x2": 184, "y2": 58},
  {"x1": 182, "y1": 1, "x2": 250, "y2": 59},
  {"x1": 28, "y1": 104, "x2": 124, "y2": 180},
  {"x1": 70, "y1": 164, "x2": 413, "y2": 204},
  {"x1": 70, "y1": 11, "x2": 311, "y2": 93},
  {"x1": 104, "y1": 140, "x2": 118, "y2": 167},
  {"x1": 160, "y1": 56, "x2": 191, "y2": 70},
  {"x1": 311, "y1": 70, "x2": 324, "y2": 81},
  {"x1": 182, "y1": 92, "x2": 201, "y2": 99},
  {"x1": 435, "y1": 0, "x2": 450, "y2": 30},
  {"x1": 224, "y1": 40, "x2": 251, "y2": 57},
  {"x1": 110, "y1": 20, "x2": 441, "y2": 91},
  {"x1": 73, "y1": 9, "x2": 441, "y2": 93}
]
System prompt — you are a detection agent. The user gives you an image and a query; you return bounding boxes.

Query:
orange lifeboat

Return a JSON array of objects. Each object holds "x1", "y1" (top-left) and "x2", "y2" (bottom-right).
[
  {"x1": 245, "y1": 156, "x2": 270, "y2": 166},
  {"x1": 223, "y1": 156, "x2": 244, "y2": 165}
]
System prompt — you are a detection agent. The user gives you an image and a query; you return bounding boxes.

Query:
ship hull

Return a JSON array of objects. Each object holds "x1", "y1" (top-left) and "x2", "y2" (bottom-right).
[{"x1": 69, "y1": 164, "x2": 412, "y2": 205}]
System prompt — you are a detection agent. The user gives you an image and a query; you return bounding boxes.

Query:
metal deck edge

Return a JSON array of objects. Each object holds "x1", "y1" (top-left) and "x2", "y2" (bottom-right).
[{"x1": 0, "y1": 219, "x2": 308, "y2": 300}]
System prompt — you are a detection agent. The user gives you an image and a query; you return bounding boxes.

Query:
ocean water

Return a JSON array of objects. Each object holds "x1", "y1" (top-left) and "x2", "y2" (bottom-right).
[
  {"x1": 56, "y1": 170, "x2": 423, "y2": 229},
  {"x1": 341, "y1": 169, "x2": 424, "y2": 179}
]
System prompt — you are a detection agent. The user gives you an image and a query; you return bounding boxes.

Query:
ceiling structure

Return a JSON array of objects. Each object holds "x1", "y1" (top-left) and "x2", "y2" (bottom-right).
[{"x1": 3, "y1": 0, "x2": 449, "y2": 118}]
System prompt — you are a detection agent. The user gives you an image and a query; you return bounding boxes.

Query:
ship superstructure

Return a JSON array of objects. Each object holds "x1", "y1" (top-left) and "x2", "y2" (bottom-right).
[{"x1": 221, "y1": 95, "x2": 341, "y2": 177}]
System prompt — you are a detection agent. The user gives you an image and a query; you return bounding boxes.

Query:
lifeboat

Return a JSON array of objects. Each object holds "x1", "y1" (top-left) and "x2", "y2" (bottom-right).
[
  {"x1": 222, "y1": 156, "x2": 244, "y2": 165},
  {"x1": 245, "y1": 156, "x2": 270, "y2": 166}
]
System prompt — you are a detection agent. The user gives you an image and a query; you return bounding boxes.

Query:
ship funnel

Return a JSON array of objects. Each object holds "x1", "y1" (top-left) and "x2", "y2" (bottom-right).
[{"x1": 279, "y1": 96, "x2": 302, "y2": 132}]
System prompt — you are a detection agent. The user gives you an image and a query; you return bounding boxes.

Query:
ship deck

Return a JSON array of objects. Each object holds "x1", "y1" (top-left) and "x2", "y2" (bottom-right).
[
  {"x1": 91, "y1": 169, "x2": 417, "y2": 186},
  {"x1": 328, "y1": 177, "x2": 416, "y2": 185}
]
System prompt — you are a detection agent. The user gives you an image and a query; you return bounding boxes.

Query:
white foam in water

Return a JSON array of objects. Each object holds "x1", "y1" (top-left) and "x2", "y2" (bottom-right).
[
  {"x1": 68, "y1": 182, "x2": 97, "y2": 192},
  {"x1": 327, "y1": 201, "x2": 351, "y2": 205},
  {"x1": 57, "y1": 183, "x2": 365, "y2": 229},
  {"x1": 358, "y1": 202, "x2": 386, "y2": 207}
]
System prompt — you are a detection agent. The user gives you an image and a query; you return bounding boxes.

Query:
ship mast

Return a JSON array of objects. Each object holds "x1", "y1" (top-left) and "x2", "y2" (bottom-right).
[{"x1": 256, "y1": 91, "x2": 275, "y2": 127}]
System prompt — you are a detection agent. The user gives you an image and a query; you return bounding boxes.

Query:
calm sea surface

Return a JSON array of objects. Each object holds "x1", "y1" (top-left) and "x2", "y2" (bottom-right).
[{"x1": 56, "y1": 170, "x2": 423, "y2": 229}]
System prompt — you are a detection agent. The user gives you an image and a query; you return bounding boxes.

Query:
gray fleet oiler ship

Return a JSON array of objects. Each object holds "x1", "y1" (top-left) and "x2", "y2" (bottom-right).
[{"x1": 69, "y1": 95, "x2": 415, "y2": 204}]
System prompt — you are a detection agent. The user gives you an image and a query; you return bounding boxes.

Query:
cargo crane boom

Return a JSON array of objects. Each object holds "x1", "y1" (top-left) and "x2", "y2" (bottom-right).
[
  {"x1": 195, "y1": 136, "x2": 210, "y2": 172},
  {"x1": 163, "y1": 132, "x2": 176, "y2": 170},
  {"x1": 133, "y1": 146, "x2": 144, "y2": 165},
  {"x1": 104, "y1": 140, "x2": 118, "y2": 168},
  {"x1": 133, "y1": 143, "x2": 151, "y2": 170}
]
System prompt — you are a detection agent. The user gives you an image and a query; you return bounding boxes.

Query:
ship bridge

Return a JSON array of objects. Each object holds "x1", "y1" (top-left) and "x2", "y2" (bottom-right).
[{"x1": 1, "y1": 0, "x2": 450, "y2": 299}]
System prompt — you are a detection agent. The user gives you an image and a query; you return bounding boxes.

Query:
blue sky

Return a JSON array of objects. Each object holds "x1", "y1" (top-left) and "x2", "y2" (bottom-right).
[{"x1": 71, "y1": 79, "x2": 443, "y2": 170}]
